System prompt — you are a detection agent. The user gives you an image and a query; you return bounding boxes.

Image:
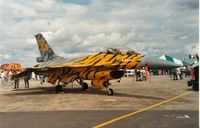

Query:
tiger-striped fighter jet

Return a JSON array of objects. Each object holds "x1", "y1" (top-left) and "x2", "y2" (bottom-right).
[{"x1": 19, "y1": 34, "x2": 181, "y2": 95}]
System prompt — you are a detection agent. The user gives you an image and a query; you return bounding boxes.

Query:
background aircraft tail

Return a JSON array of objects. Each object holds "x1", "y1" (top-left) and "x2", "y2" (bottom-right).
[{"x1": 35, "y1": 34, "x2": 56, "y2": 62}]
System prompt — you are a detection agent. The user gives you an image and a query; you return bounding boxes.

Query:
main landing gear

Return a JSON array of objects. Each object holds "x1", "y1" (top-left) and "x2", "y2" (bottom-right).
[
  {"x1": 55, "y1": 84, "x2": 64, "y2": 93},
  {"x1": 82, "y1": 82, "x2": 88, "y2": 91},
  {"x1": 55, "y1": 79, "x2": 88, "y2": 93},
  {"x1": 76, "y1": 76, "x2": 88, "y2": 91}
]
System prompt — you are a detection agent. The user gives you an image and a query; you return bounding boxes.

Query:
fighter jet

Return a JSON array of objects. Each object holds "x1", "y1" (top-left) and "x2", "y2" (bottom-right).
[{"x1": 17, "y1": 34, "x2": 181, "y2": 95}]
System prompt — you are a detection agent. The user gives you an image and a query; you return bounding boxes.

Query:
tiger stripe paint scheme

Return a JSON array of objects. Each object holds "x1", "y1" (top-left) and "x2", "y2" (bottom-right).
[
  {"x1": 34, "y1": 52, "x2": 143, "y2": 88},
  {"x1": 17, "y1": 33, "x2": 181, "y2": 95}
]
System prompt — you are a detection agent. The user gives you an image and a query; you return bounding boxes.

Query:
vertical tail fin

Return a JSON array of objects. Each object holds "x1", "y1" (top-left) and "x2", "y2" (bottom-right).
[{"x1": 35, "y1": 33, "x2": 56, "y2": 62}]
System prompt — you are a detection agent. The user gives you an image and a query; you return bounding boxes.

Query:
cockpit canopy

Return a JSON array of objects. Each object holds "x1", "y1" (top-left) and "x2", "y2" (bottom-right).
[{"x1": 100, "y1": 47, "x2": 141, "y2": 55}]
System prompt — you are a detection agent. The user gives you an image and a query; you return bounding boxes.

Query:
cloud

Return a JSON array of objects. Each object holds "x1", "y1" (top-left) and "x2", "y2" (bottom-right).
[
  {"x1": 0, "y1": 0, "x2": 198, "y2": 67},
  {"x1": 185, "y1": 43, "x2": 199, "y2": 55},
  {"x1": 177, "y1": 0, "x2": 199, "y2": 10}
]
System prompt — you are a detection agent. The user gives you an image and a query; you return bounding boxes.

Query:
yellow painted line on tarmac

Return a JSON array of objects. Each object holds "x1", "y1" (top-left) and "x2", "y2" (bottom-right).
[{"x1": 93, "y1": 92, "x2": 191, "y2": 128}]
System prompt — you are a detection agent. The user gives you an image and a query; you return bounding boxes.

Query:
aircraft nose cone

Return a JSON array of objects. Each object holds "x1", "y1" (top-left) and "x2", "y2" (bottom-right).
[
  {"x1": 140, "y1": 56, "x2": 182, "y2": 69},
  {"x1": 110, "y1": 70, "x2": 124, "y2": 79}
]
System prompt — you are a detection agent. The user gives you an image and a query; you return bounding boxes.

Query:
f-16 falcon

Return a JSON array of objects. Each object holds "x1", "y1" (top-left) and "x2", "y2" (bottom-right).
[{"x1": 17, "y1": 34, "x2": 181, "y2": 95}]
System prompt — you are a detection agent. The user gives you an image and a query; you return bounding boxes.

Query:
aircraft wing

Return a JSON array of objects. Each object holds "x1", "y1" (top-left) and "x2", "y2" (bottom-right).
[{"x1": 15, "y1": 61, "x2": 117, "y2": 78}]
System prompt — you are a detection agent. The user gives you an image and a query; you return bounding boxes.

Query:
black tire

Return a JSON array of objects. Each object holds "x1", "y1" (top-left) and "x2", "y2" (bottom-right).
[
  {"x1": 192, "y1": 84, "x2": 199, "y2": 91},
  {"x1": 82, "y1": 82, "x2": 88, "y2": 91},
  {"x1": 55, "y1": 85, "x2": 63, "y2": 93},
  {"x1": 187, "y1": 81, "x2": 192, "y2": 87},
  {"x1": 107, "y1": 88, "x2": 114, "y2": 96}
]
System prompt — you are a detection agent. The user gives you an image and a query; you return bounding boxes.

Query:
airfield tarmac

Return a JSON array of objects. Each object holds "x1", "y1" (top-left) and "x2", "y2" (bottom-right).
[{"x1": 0, "y1": 76, "x2": 199, "y2": 128}]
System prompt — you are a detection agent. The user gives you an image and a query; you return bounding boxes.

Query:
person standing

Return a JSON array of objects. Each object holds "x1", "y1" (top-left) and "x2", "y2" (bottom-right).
[
  {"x1": 173, "y1": 69, "x2": 178, "y2": 80},
  {"x1": 1, "y1": 71, "x2": 6, "y2": 86},
  {"x1": 135, "y1": 70, "x2": 141, "y2": 81},
  {"x1": 13, "y1": 71, "x2": 20, "y2": 89},
  {"x1": 14, "y1": 77, "x2": 19, "y2": 89},
  {"x1": 8, "y1": 71, "x2": 13, "y2": 85},
  {"x1": 31, "y1": 72, "x2": 36, "y2": 80},
  {"x1": 24, "y1": 72, "x2": 31, "y2": 88}
]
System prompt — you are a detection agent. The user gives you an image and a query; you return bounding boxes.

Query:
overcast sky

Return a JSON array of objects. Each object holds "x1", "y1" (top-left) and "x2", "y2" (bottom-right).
[{"x1": 0, "y1": 0, "x2": 199, "y2": 67}]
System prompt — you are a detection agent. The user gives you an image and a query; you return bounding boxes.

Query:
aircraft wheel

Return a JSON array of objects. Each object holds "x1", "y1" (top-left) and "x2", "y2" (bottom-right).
[
  {"x1": 107, "y1": 88, "x2": 114, "y2": 96},
  {"x1": 82, "y1": 82, "x2": 88, "y2": 91},
  {"x1": 187, "y1": 81, "x2": 192, "y2": 87},
  {"x1": 55, "y1": 85, "x2": 63, "y2": 93},
  {"x1": 192, "y1": 84, "x2": 199, "y2": 91}
]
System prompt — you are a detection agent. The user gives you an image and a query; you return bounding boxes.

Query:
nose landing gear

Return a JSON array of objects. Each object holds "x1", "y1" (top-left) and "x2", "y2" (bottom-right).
[
  {"x1": 107, "y1": 88, "x2": 114, "y2": 96},
  {"x1": 105, "y1": 81, "x2": 114, "y2": 96}
]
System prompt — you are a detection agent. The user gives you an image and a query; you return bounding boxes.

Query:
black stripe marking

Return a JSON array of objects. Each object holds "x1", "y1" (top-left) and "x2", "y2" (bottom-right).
[
  {"x1": 75, "y1": 56, "x2": 89, "y2": 63},
  {"x1": 121, "y1": 55, "x2": 136, "y2": 69},
  {"x1": 92, "y1": 58, "x2": 102, "y2": 66},
  {"x1": 93, "y1": 71, "x2": 99, "y2": 79},
  {"x1": 106, "y1": 54, "x2": 116, "y2": 62},
  {"x1": 130, "y1": 64, "x2": 137, "y2": 69},
  {"x1": 98, "y1": 76, "x2": 107, "y2": 83},
  {"x1": 65, "y1": 68, "x2": 71, "y2": 74},
  {"x1": 114, "y1": 55, "x2": 131, "y2": 68},
  {"x1": 88, "y1": 53, "x2": 101, "y2": 62},
  {"x1": 87, "y1": 54, "x2": 103, "y2": 64},
  {"x1": 95, "y1": 54, "x2": 109, "y2": 64},
  {"x1": 82, "y1": 67, "x2": 91, "y2": 74},
  {"x1": 85, "y1": 71, "x2": 91, "y2": 80}
]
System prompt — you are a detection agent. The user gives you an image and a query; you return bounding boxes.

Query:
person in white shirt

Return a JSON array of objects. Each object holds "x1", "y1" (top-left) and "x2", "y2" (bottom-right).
[
  {"x1": 8, "y1": 71, "x2": 13, "y2": 85},
  {"x1": 32, "y1": 72, "x2": 36, "y2": 80},
  {"x1": 1, "y1": 71, "x2": 6, "y2": 86}
]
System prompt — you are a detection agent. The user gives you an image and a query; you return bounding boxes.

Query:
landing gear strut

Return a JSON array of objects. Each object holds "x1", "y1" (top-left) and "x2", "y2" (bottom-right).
[
  {"x1": 76, "y1": 76, "x2": 88, "y2": 91},
  {"x1": 105, "y1": 81, "x2": 114, "y2": 96},
  {"x1": 107, "y1": 88, "x2": 114, "y2": 96}
]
